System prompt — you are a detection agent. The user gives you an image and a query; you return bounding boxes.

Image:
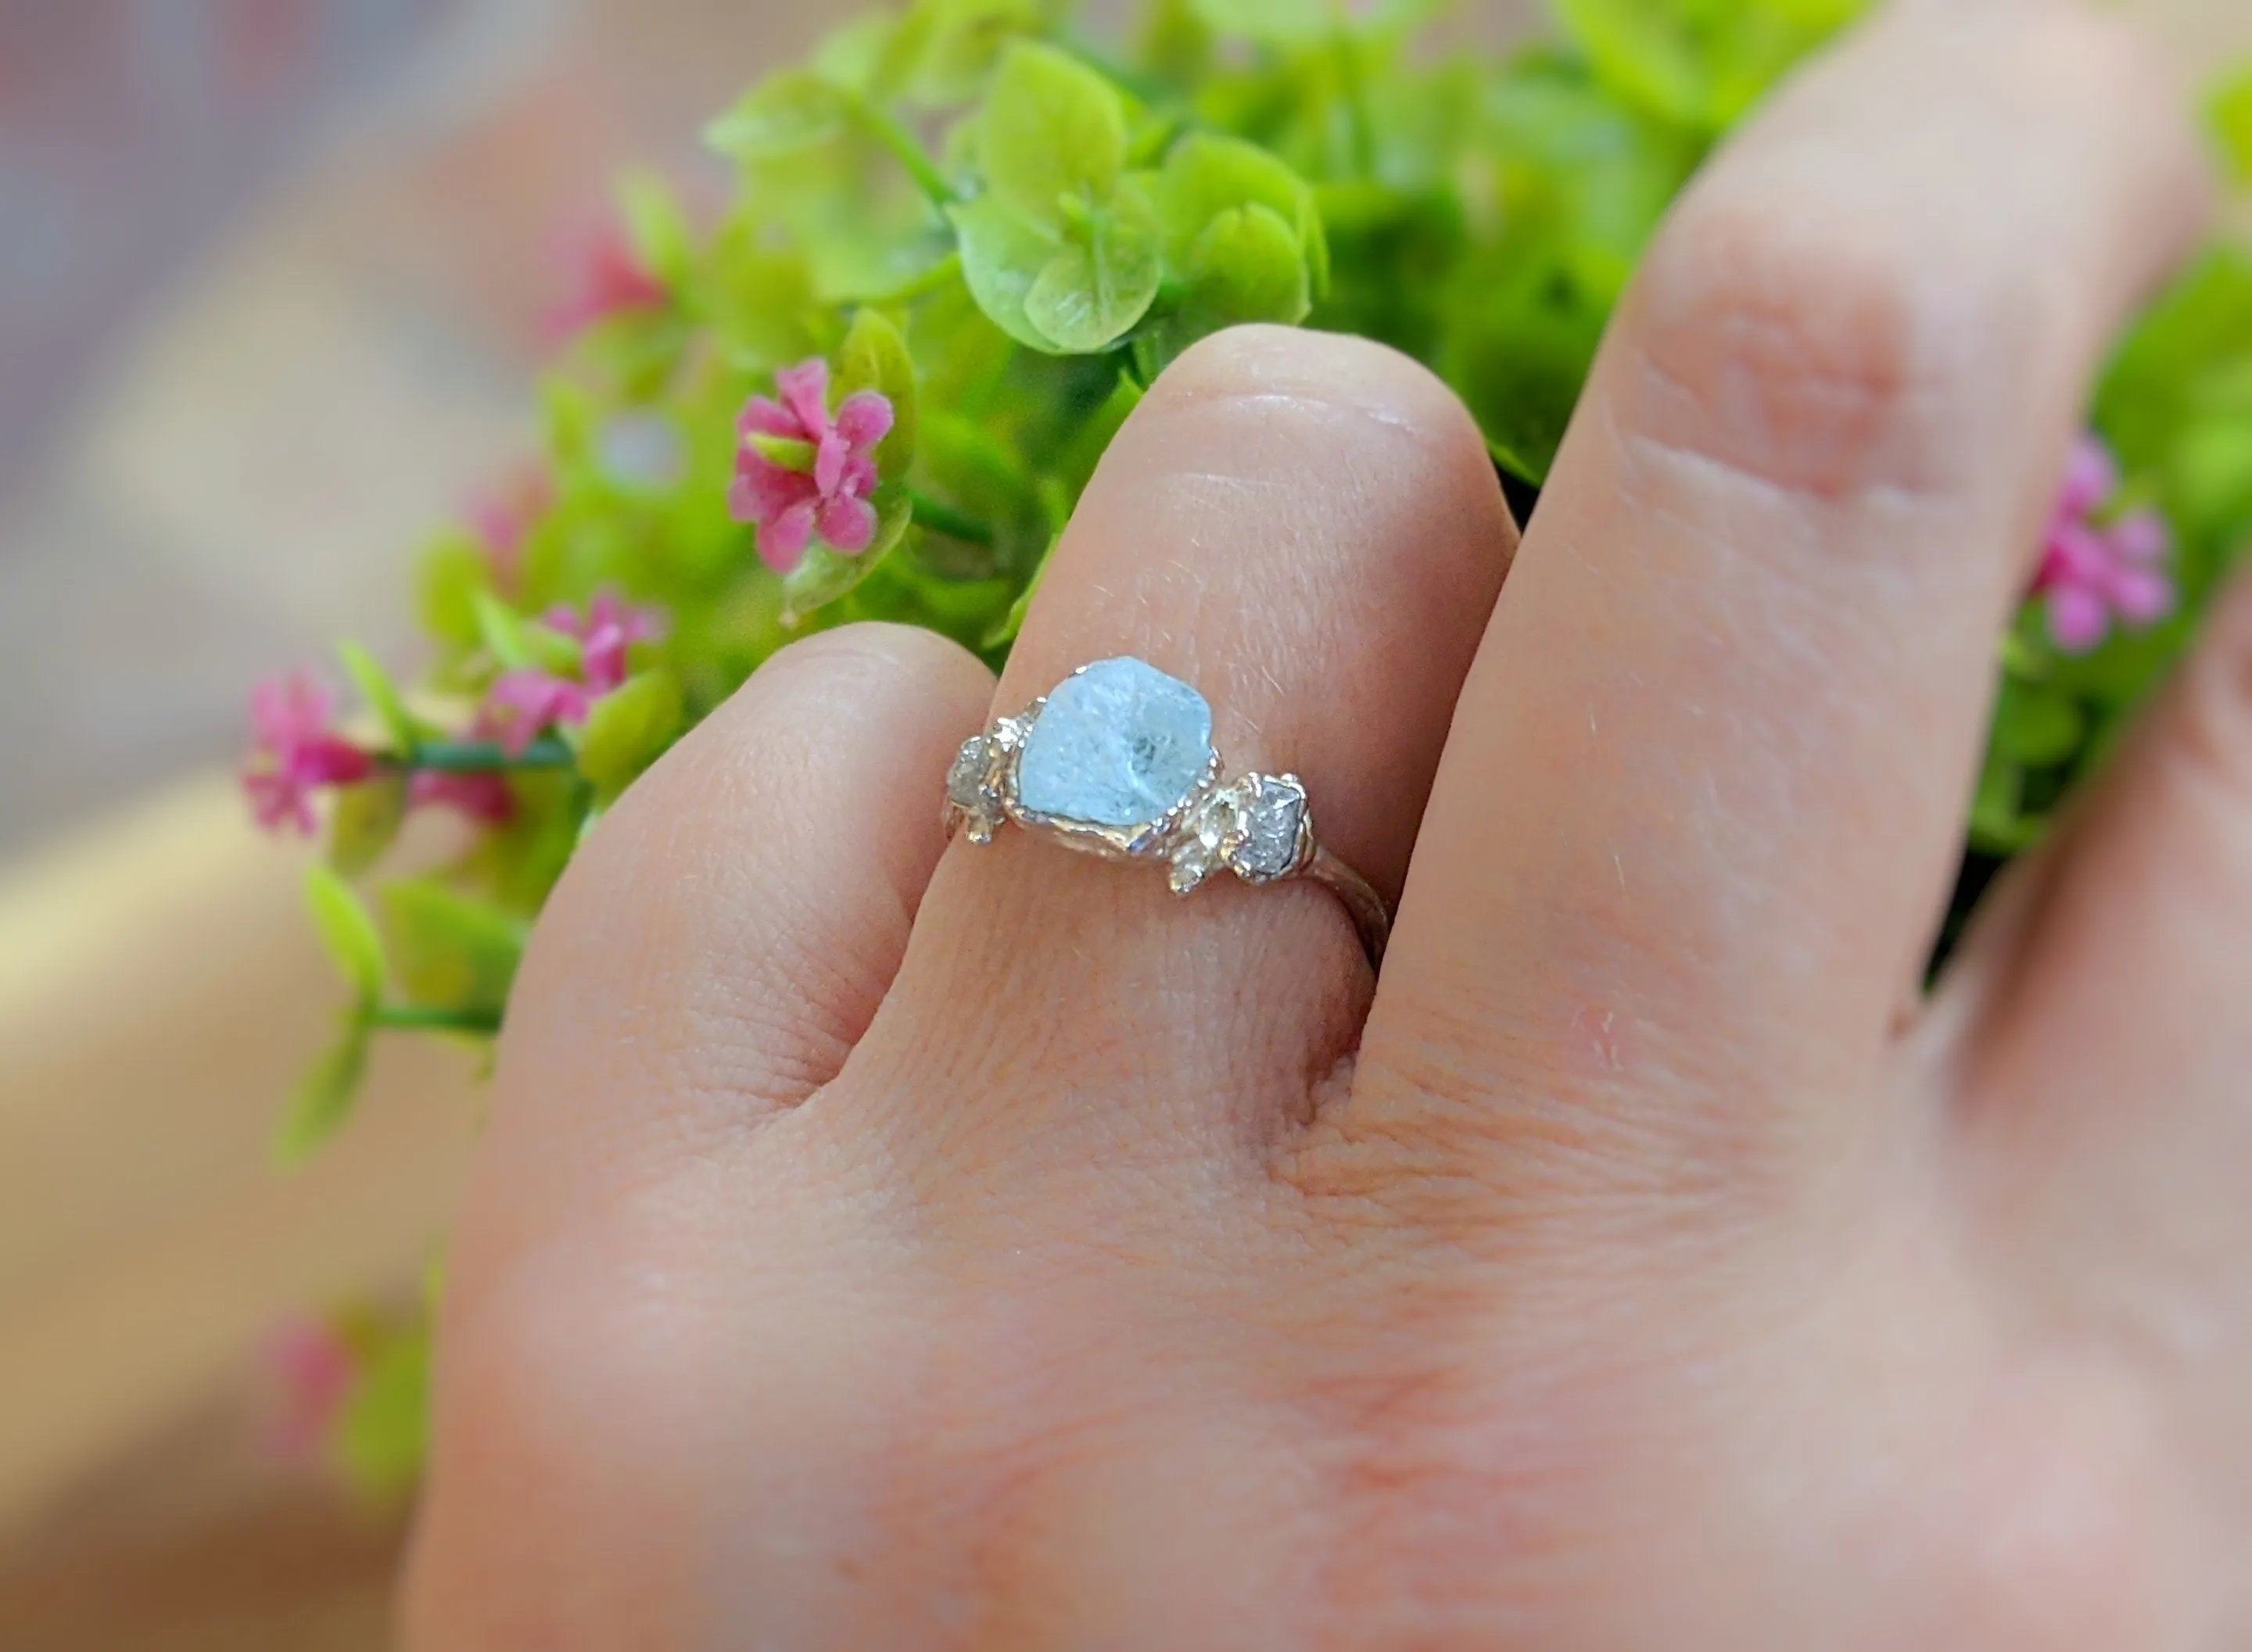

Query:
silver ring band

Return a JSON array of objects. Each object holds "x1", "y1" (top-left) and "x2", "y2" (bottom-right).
[{"x1": 943, "y1": 656, "x2": 1391, "y2": 969}]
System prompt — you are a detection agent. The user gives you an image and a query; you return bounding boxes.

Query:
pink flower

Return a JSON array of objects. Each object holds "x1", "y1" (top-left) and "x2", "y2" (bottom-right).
[
  {"x1": 545, "y1": 214, "x2": 668, "y2": 342},
  {"x1": 543, "y1": 589, "x2": 662, "y2": 696},
  {"x1": 242, "y1": 672, "x2": 376, "y2": 835},
  {"x1": 468, "y1": 465, "x2": 553, "y2": 586},
  {"x1": 482, "y1": 669, "x2": 593, "y2": 758},
  {"x1": 2034, "y1": 433, "x2": 2174, "y2": 654},
  {"x1": 409, "y1": 769, "x2": 515, "y2": 824},
  {"x1": 727, "y1": 358, "x2": 893, "y2": 572},
  {"x1": 472, "y1": 593, "x2": 664, "y2": 757},
  {"x1": 264, "y1": 1317, "x2": 356, "y2": 1464}
]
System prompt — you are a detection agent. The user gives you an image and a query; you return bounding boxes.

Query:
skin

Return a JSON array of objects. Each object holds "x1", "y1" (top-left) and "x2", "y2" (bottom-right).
[{"x1": 403, "y1": 2, "x2": 2252, "y2": 1644}]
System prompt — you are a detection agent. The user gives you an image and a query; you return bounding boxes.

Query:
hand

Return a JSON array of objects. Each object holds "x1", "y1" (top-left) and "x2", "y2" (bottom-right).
[{"x1": 404, "y1": 5, "x2": 2243, "y2": 1646}]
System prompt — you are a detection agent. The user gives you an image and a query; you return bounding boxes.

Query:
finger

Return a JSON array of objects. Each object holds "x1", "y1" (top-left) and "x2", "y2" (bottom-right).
[
  {"x1": 1372, "y1": 2, "x2": 2211, "y2": 1156},
  {"x1": 856, "y1": 326, "x2": 1515, "y2": 1156},
  {"x1": 1942, "y1": 565, "x2": 2252, "y2": 1301},
  {"x1": 479, "y1": 623, "x2": 992, "y2": 1211}
]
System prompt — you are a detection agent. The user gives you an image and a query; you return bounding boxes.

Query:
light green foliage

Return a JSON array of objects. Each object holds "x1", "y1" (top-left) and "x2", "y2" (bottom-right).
[
  {"x1": 2211, "y1": 63, "x2": 2252, "y2": 187},
  {"x1": 576, "y1": 671, "x2": 686, "y2": 800},
  {"x1": 336, "y1": 640, "x2": 418, "y2": 752},
  {"x1": 780, "y1": 486, "x2": 918, "y2": 622},
  {"x1": 950, "y1": 44, "x2": 1165, "y2": 353},
  {"x1": 1551, "y1": 0, "x2": 1863, "y2": 134},
  {"x1": 706, "y1": 69, "x2": 856, "y2": 159},
  {"x1": 328, "y1": 778, "x2": 409, "y2": 876},
  {"x1": 891, "y1": 0, "x2": 1051, "y2": 105},
  {"x1": 979, "y1": 42, "x2": 1130, "y2": 219},
  {"x1": 379, "y1": 881, "x2": 526, "y2": 1020},
  {"x1": 277, "y1": 1016, "x2": 371, "y2": 1164},
  {"x1": 338, "y1": 1315, "x2": 432, "y2": 1500},
  {"x1": 306, "y1": 865, "x2": 385, "y2": 1005},
  {"x1": 301, "y1": 0, "x2": 2250, "y2": 1142},
  {"x1": 619, "y1": 174, "x2": 696, "y2": 288},
  {"x1": 838, "y1": 307, "x2": 922, "y2": 471},
  {"x1": 471, "y1": 589, "x2": 540, "y2": 673}
]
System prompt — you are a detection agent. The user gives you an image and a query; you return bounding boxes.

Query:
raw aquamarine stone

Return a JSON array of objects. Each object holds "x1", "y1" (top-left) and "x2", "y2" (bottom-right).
[{"x1": 1017, "y1": 657, "x2": 1213, "y2": 830}]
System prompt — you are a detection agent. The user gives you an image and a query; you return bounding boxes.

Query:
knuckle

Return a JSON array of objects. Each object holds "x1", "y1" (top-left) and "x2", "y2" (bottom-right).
[{"x1": 1627, "y1": 186, "x2": 2038, "y2": 503}]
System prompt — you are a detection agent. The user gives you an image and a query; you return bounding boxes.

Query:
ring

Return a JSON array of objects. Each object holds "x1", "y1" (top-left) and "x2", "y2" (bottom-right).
[{"x1": 943, "y1": 655, "x2": 1391, "y2": 969}]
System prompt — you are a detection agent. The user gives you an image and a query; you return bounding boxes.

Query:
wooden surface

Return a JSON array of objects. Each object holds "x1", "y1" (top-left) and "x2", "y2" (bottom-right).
[{"x1": 0, "y1": 1386, "x2": 410, "y2": 1652}]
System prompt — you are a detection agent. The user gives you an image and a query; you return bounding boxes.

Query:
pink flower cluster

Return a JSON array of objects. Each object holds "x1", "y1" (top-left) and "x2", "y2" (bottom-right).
[
  {"x1": 242, "y1": 593, "x2": 662, "y2": 837},
  {"x1": 468, "y1": 464, "x2": 554, "y2": 587},
  {"x1": 264, "y1": 1317, "x2": 357, "y2": 1464},
  {"x1": 483, "y1": 590, "x2": 662, "y2": 756},
  {"x1": 727, "y1": 358, "x2": 893, "y2": 572},
  {"x1": 2035, "y1": 434, "x2": 2173, "y2": 654},
  {"x1": 545, "y1": 214, "x2": 669, "y2": 342},
  {"x1": 243, "y1": 674, "x2": 375, "y2": 834}
]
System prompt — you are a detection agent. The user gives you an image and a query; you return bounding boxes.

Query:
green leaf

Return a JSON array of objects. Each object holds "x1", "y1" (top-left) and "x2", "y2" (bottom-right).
[
  {"x1": 379, "y1": 881, "x2": 526, "y2": 1019},
  {"x1": 472, "y1": 590, "x2": 535, "y2": 672},
  {"x1": 1991, "y1": 678, "x2": 2085, "y2": 768},
  {"x1": 780, "y1": 489, "x2": 916, "y2": 623},
  {"x1": 748, "y1": 432, "x2": 819, "y2": 470},
  {"x1": 336, "y1": 640, "x2": 417, "y2": 753},
  {"x1": 705, "y1": 69, "x2": 853, "y2": 159},
  {"x1": 416, "y1": 534, "x2": 489, "y2": 654},
  {"x1": 327, "y1": 778, "x2": 408, "y2": 877},
  {"x1": 983, "y1": 532, "x2": 1058, "y2": 648},
  {"x1": 1189, "y1": 0, "x2": 1332, "y2": 46},
  {"x1": 1551, "y1": 0, "x2": 1863, "y2": 132},
  {"x1": 276, "y1": 1014, "x2": 371, "y2": 1165},
  {"x1": 576, "y1": 671, "x2": 685, "y2": 799},
  {"x1": 1023, "y1": 191, "x2": 1164, "y2": 351},
  {"x1": 305, "y1": 865, "x2": 385, "y2": 1005},
  {"x1": 781, "y1": 547, "x2": 876, "y2": 622},
  {"x1": 2211, "y1": 63, "x2": 2252, "y2": 188},
  {"x1": 977, "y1": 41, "x2": 1129, "y2": 228},
  {"x1": 1151, "y1": 202, "x2": 1311, "y2": 366},
  {"x1": 518, "y1": 618, "x2": 585, "y2": 677},
  {"x1": 949, "y1": 193, "x2": 1067, "y2": 349},
  {"x1": 618, "y1": 173, "x2": 694, "y2": 288},
  {"x1": 336, "y1": 1318, "x2": 430, "y2": 1501},
  {"x1": 1146, "y1": 134, "x2": 1321, "y2": 272},
  {"x1": 837, "y1": 306, "x2": 920, "y2": 472},
  {"x1": 1440, "y1": 248, "x2": 1614, "y2": 483},
  {"x1": 884, "y1": 0, "x2": 1047, "y2": 106},
  {"x1": 705, "y1": 222, "x2": 823, "y2": 370}
]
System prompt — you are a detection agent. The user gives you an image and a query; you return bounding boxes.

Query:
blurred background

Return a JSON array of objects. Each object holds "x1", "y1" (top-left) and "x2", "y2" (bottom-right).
[{"x1": 0, "y1": 2, "x2": 2242, "y2": 1647}]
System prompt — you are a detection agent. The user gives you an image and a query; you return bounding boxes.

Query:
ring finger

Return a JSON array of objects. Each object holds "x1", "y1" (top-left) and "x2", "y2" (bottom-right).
[{"x1": 848, "y1": 325, "x2": 1517, "y2": 1166}]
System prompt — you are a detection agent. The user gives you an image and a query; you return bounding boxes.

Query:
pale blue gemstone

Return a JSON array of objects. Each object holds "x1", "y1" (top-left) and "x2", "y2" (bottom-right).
[{"x1": 1017, "y1": 657, "x2": 1213, "y2": 830}]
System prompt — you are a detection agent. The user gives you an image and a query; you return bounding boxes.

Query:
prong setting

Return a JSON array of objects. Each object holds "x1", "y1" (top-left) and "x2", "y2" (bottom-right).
[{"x1": 945, "y1": 657, "x2": 1387, "y2": 966}]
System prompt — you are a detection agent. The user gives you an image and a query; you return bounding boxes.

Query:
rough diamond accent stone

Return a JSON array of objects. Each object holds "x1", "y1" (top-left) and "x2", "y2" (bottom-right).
[
  {"x1": 946, "y1": 735, "x2": 991, "y2": 810},
  {"x1": 1017, "y1": 658, "x2": 1213, "y2": 829},
  {"x1": 1231, "y1": 777, "x2": 1305, "y2": 881}
]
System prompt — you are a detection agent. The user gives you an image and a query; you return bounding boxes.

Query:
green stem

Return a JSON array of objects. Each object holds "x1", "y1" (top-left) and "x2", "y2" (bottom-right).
[
  {"x1": 908, "y1": 489, "x2": 996, "y2": 545},
  {"x1": 852, "y1": 98, "x2": 956, "y2": 211},
  {"x1": 400, "y1": 737, "x2": 576, "y2": 772},
  {"x1": 369, "y1": 1002, "x2": 503, "y2": 1036}
]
